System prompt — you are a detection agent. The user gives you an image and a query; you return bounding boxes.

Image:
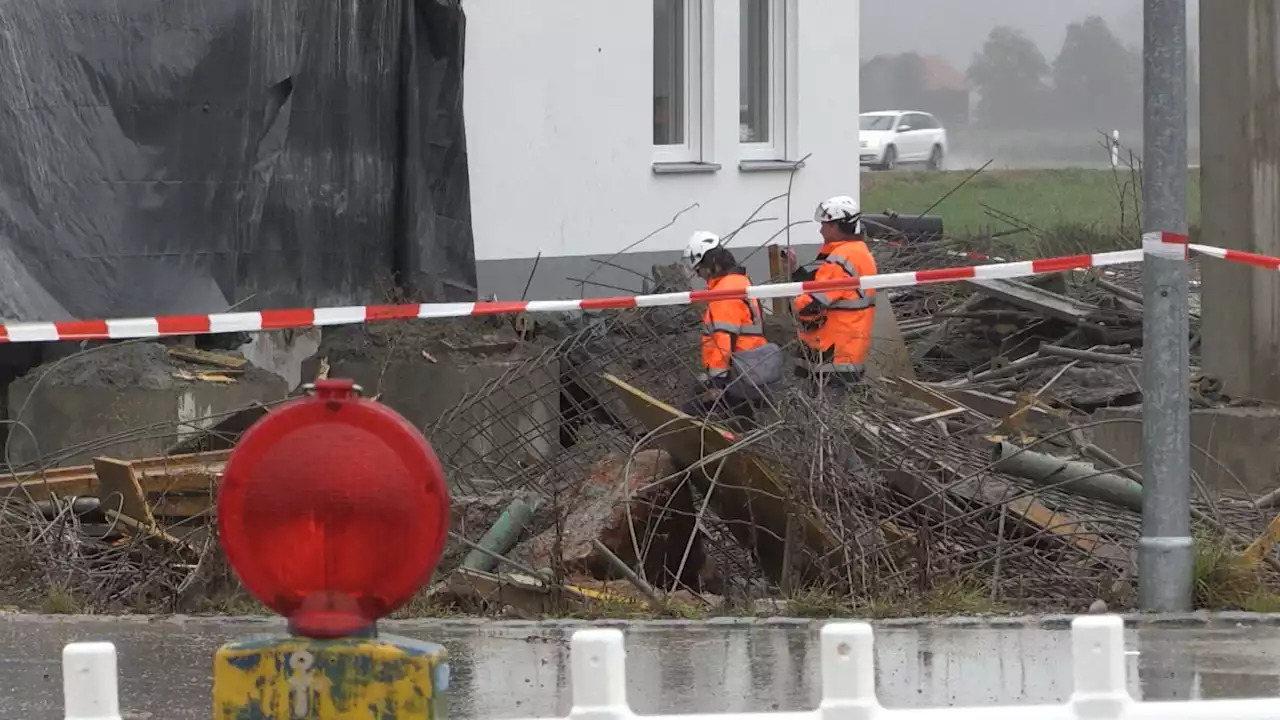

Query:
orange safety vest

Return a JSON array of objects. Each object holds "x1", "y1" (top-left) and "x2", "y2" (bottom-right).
[
  {"x1": 793, "y1": 239, "x2": 878, "y2": 374},
  {"x1": 701, "y1": 273, "x2": 768, "y2": 379}
]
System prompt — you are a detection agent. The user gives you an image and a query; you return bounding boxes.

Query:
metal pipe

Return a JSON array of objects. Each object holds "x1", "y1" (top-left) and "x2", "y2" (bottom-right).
[
  {"x1": 1140, "y1": 0, "x2": 1193, "y2": 612},
  {"x1": 990, "y1": 441, "x2": 1142, "y2": 512},
  {"x1": 461, "y1": 496, "x2": 540, "y2": 573}
]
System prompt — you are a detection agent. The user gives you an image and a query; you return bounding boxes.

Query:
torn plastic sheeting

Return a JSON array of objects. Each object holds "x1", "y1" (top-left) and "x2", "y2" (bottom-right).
[{"x1": 0, "y1": 0, "x2": 475, "y2": 323}]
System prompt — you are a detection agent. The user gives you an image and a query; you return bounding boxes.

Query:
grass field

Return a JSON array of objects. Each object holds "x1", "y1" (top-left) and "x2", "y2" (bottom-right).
[{"x1": 861, "y1": 168, "x2": 1202, "y2": 239}]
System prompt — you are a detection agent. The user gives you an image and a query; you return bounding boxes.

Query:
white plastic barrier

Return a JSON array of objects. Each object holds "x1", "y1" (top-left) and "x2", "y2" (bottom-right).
[
  {"x1": 524, "y1": 615, "x2": 1280, "y2": 720},
  {"x1": 60, "y1": 615, "x2": 1280, "y2": 719},
  {"x1": 62, "y1": 642, "x2": 121, "y2": 720}
]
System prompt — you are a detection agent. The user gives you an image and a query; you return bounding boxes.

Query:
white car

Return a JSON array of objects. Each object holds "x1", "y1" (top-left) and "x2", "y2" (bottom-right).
[{"x1": 860, "y1": 111, "x2": 948, "y2": 171}]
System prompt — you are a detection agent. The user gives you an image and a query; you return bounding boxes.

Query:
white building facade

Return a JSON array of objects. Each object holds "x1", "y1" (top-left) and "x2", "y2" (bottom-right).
[{"x1": 463, "y1": 0, "x2": 861, "y2": 298}]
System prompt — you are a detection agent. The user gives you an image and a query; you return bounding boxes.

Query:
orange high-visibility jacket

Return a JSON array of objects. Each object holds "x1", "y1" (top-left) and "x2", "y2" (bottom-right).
[
  {"x1": 793, "y1": 239, "x2": 878, "y2": 374},
  {"x1": 701, "y1": 273, "x2": 768, "y2": 378}
]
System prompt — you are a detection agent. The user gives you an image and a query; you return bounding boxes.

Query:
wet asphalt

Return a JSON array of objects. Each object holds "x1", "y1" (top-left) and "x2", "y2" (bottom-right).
[{"x1": 7, "y1": 614, "x2": 1280, "y2": 718}]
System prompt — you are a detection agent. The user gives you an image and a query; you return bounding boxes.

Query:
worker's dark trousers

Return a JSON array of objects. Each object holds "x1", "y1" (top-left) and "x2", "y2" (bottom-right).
[
  {"x1": 797, "y1": 345, "x2": 864, "y2": 401},
  {"x1": 805, "y1": 370, "x2": 863, "y2": 402}
]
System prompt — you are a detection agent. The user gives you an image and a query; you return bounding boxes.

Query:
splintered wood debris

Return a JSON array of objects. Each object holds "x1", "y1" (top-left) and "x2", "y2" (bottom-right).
[{"x1": 0, "y1": 450, "x2": 226, "y2": 526}]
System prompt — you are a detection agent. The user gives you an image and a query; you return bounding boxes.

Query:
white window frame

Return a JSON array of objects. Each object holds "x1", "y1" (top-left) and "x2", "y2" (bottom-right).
[
  {"x1": 653, "y1": 0, "x2": 712, "y2": 165},
  {"x1": 739, "y1": 0, "x2": 797, "y2": 162}
]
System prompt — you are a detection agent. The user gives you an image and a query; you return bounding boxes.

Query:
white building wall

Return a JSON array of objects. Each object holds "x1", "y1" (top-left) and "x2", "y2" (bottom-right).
[{"x1": 462, "y1": 0, "x2": 860, "y2": 267}]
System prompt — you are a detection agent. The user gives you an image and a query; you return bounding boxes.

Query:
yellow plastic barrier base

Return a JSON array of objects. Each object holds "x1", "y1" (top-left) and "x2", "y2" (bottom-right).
[{"x1": 213, "y1": 633, "x2": 449, "y2": 719}]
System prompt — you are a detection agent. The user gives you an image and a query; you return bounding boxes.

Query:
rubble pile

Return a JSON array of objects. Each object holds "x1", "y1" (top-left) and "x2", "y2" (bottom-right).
[
  {"x1": 0, "y1": 244, "x2": 1275, "y2": 618},
  {"x1": 423, "y1": 249, "x2": 1276, "y2": 616}
]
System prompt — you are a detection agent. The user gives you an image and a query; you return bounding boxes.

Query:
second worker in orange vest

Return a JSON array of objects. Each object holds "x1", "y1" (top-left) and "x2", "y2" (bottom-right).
[{"x1": 791, "y1": 195, "x2": 878, "y2": 390}]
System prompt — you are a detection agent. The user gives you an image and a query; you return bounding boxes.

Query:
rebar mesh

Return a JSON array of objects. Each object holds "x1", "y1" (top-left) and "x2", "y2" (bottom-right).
[{"x1": 426, "y1": 283, "x2": 1269, "y2": 608}]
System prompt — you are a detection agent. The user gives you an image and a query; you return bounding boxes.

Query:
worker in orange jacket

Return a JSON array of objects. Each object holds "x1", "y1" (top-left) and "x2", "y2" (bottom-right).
[
  {"x1": 681, "y1": 232, "x2": 783, "y2": 426},
  {"x1": 791, "y1": 196, "x2": 878, "y2": 393}
]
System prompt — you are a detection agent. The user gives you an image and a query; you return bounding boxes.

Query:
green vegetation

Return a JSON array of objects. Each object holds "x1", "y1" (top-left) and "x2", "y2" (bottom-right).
[
  {"x1": 861, "y1": 168, "x2": 1202, "y2": 239},
  {"x1": 39, "y1": 586, "x2": 79, "y2": 615},
  {"x1": 1192, "y1": 535, "x2": 1280, "y2": 613}
]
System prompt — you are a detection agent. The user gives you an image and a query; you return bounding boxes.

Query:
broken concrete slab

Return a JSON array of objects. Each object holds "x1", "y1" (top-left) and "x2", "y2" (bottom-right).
[
  {"x1": 238, "y1": 328, "x2": 321, "y2": 390},
  {"x1": 524, "y1": 449, "x2": 713, "y2": 592},
  {"x1": 303, "y1": 323, "x2": 562, "y2": 478},
  {"x1": 1090, "y1": 405, "x2": 1280, "y2": 497},
  {"x1": 7, "y1": 343, "x2": 287, "y2": 468},
  {"x1": 867, "y1": 294, "x2": 916, "y2": 381}
]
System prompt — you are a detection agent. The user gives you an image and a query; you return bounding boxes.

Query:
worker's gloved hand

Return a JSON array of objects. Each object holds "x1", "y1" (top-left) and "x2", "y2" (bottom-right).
[
  {"x1": 791, "y1": 266, "x2": 817, "y2": 283},
  {"x1": 796, "y1": 306, "x2": 824, "y2": 331}
]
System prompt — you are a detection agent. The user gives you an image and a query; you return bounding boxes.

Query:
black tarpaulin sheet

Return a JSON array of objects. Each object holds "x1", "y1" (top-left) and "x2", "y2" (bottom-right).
[{"x1": 0, "y1": 0, "x2": 475, "y2": 322}]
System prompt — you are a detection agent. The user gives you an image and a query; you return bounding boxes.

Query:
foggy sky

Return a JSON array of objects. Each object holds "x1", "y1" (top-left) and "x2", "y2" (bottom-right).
[{"x1": 861, "y1": 0, "x2": 1200, "y2": 71}]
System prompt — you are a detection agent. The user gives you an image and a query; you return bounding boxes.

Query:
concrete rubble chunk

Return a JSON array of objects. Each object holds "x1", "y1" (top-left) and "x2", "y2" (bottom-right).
[
  {"x1": 7, "y1": 343, "x2": 287, "y2": 468},
  {"x1": 526, "y1": 448, "x2": 717, "y2": 592}
]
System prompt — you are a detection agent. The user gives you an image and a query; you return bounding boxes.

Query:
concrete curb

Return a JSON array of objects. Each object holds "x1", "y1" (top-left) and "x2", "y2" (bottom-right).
[{"x1": 2, "y1": 610, "x2": 1278, "y2": 630}]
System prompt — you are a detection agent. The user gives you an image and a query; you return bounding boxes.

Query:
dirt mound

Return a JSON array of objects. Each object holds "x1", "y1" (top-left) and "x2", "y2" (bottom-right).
[{"x1": 22, "y1": 342, "x2": 284, "y2": 391}]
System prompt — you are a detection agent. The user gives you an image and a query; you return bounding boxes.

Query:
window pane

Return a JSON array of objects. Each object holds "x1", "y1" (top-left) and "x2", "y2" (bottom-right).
[
  {"x1": 654, "y1": 0, "x2": 685, "y2": 146},
  {"x1": 740, "y1": 0, "x2": 770, "y2": 143}
]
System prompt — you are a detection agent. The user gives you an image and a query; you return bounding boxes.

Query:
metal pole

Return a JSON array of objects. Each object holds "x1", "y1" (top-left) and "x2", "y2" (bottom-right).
[{"x1": 1140, "y1": 0, "x2": 1192, "y2": 612}]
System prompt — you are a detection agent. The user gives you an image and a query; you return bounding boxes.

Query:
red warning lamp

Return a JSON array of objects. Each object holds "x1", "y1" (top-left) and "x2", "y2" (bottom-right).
[{"x1": 217, "y1": 378, "x2": 450, "y2": 638}]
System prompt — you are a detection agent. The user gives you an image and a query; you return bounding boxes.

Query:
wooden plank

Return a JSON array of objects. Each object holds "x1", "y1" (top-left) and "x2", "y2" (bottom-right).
[
  {"x1": 966, "y1": 278, "x2": 1101, "y2": 324},
  {"x1": 602, "y1": 373, "x2": 840, "y2": 586},
  {"x1": 135, "y1": 458, "x2": 224, "y2": 497},
  {"x1": 0, "y1": 450, "x2": 226, "y2": 504},
  {"x1": 1004, "y1": 496, "x2": 1132, "y2": 568},
  {"x1": 166, "y1": 346, "x2": 248, "y2": 369},
  {"x1": 94, "y1": 457, "x2": 157, "y2": 529},
  {"x1": 150, "y1": 494, "x2": 214, "y2": 519},
  {"x1": 766, "y1": 245, "x2": 787, "y2": 317},
  {"x1": 0, "y1": 467, "x2": 96, "y2": 501},
  {"x1": 102, "y1": 509, "x2": 189, "y2": 547},
  {"x1": 1242, "y1": 513, "x2": 1280, "y2": 567},
  {"x1": 910, "y1": 408, "x2": 967, "y2": 424}
]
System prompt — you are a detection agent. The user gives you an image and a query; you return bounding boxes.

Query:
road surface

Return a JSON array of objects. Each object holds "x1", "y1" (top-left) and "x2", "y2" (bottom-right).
[{"x1": 5, "y1": 614, "x2": 1280, "y2": 718}]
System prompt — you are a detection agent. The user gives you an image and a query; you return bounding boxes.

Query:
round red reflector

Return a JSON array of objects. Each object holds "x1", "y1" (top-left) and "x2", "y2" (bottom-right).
[{"x1": 217, "y1": 379, "x2": 449, "y2": 638}]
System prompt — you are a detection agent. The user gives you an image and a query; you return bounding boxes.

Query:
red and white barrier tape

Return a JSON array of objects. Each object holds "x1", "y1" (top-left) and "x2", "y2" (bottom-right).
[
  {"x1": 3, "y1": 232, "x2": 1255, "y2": 345},
  {"x1": 0, "y1": 248, "x2": 1147, "y2": 343},
  {"x1": 1189, "y1": 243, "x2": 1280, "y2": 270},
  {"x1": 1143, "y1": 230, "x2": 1189, "y2": 260}
]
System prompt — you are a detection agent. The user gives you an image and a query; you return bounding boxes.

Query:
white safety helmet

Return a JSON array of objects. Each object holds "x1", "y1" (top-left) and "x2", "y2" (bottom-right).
[
  {"x1": 683, "y1": 230, "x2": 722, "y2": 268},
  {"x1": 814, "y1": 196, "x2": 862, "y2": 230}
]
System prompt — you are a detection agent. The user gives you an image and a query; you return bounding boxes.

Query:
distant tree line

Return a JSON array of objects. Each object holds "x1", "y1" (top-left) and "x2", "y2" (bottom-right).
[{"x1": 862, "y1": 16, "x2": 1201, "y2": 135}]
